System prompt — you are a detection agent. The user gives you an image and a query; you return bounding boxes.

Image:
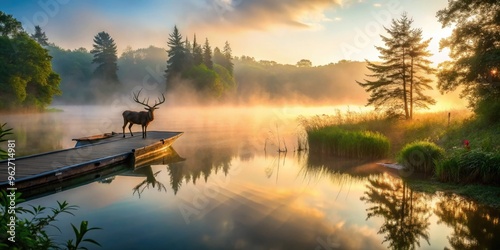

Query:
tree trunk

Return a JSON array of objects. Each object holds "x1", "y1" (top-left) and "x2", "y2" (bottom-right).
[
  {"x1": 410, "y1": 56, "x2": 414, "y2": 120},
  {"x1": 402, "y1": 49, "x2": 409, "y2": 119}
]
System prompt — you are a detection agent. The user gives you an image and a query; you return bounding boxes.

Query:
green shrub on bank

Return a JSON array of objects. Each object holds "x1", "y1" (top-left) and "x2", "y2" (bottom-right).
[
  {"x1": 397, "y1": 141, "x2": 445, "y2": 174},
  {"x1": 307, "y1": 127, "x2": 390, "y2": 159},
  {"x1": 0, "y1": 191, "x2": 102, "y2": 249},
  {"x1": 436, "y1": 149, "x2": 500, "y2": 183}
]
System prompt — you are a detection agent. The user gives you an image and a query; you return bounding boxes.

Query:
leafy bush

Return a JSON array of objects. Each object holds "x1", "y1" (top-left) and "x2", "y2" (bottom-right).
[
  {"x1": 307, "y1": 127, "x2": 390, "y2": 159},
  {"x1": 436, "y1": 149, "x2": 500, "y2": 183},
  {"x1": 0, "y1": 123, "x2": 13, "y2": 159},
  {"x1": 182, "y1": 64, "x2": 223, "y2": 96},
  {"x1": 0, "y1": 191, "x2": 101, "y2": 249},
  {"x1": 397, "y1": 141, "x2": 445, "y2": 174}
]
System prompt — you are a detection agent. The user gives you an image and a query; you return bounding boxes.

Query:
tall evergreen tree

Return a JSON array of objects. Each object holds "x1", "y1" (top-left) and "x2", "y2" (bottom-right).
[
  {"x1": 31, "y1": 25, "x2": 48, "y2": 46},
  {"x1": 192, "y1": 34, "x2": 203, "y2": 66},
  {"x1": 184, "y1": 37, "x2": 193, "y2": 68},
  {"x1": 165, "y1": 26, "x2": 187, "y2": 82},
  {"x1": 223, "y1": 41, "x2": 234, "y2": 75},
  {"x1": 90, "y1": 31, "x2": 119, "y2": 85},
  {"x1": 203, "y1": 38, "x2": 213, "y2": 69},
  {"x1": 357, "y1": 13, "x2": 435, "y2": 119}
]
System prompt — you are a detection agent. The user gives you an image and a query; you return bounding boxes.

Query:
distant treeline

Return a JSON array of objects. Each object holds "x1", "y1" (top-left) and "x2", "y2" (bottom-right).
[
  {"x1": 233, "y1": 57, "x2": 369, "y2": 104},
  {"x1": 48, "y1": 45, "x2": 369, "y2": 105}
]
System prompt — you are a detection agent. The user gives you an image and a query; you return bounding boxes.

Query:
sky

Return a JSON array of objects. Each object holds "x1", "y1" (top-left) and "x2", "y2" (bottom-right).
[{"x1": 3, "y1": 0, "x2": 451, "y2": 66}]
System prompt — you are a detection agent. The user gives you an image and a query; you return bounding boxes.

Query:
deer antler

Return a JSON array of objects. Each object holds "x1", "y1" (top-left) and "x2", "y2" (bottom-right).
[
  {"x1": 152, "y1": 93, "x2": 166, "y2": 108},
  {"x1": 132, "y1": 89, "x2": 165, "y2": 108},
  {"x1": 133, "y1": 89, "x2": 151, "y2": 107}
]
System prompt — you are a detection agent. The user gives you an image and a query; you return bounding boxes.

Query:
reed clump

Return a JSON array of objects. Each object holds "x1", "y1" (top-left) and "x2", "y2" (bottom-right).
[
  {"x1": 436, "y1": 149, "x2": 500, "y2": 184},
  {"x1": 307, "y1": 126, "x2": 390, "y2": 159},
  {"x1": 397, "y1": 141, "x2": 445, "y2": 175}
]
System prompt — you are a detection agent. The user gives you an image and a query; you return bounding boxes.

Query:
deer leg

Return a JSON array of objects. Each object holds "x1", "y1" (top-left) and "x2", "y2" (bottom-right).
[
  {"x1": 128, "y1": 123, "x2": 134, "y2": 137},
  {"x1": 142, "y1": 125, "x2": 146, "y2": 138},
  {"x1": 122, "y1": 121, "x2": 127, "y2": 138}
]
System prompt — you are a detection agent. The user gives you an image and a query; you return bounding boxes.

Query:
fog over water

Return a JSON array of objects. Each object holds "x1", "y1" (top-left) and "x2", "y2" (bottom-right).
[{"x1": 3, "y1": 104, "x2": 499, "y2": 249}]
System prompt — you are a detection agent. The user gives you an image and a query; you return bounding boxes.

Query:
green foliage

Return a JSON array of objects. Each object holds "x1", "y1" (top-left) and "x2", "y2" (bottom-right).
[
  {"x1": 439, "y1": 115, "x2": 500, "y2": 153},
  {"x1": 0, "y1": 11, "x2": 23, "y2": 37},
  {"x1": 357, "y1": 13, "x2": 436, "y2": 119},
  {"x1": 191, "y1": 34, "x2": 203, "y2": 66},
  {"x1": 397, "y1": 141, "x2": 445, "y2": 174},
  {"x1": 90, "y1": 31, "x2": 119, "y2": 85},
  {"x1": 0, "y1": 123, "x2": 13, "y2": 159},
  {"x1": 213, "y1": 64, "x2": 236, "y2": 94},
  {"x1": 65, "y1": 221, "x2": 102, "y2": 250},
  {"x1": 474, "y1": 96, "x2": 500, "y2": 124},
  {"x1": 202, "y1": 38, "x2": 213, "y2": 69},
  {"x1": 48, "y1": 46, "x2": 94, "y2": 103},
  {"x1": 307, "y1": 126, "x2": 390, "y2": 159},
  {"x1": 182, "y1": 64, "x2": 222, "y2": 96},
  {"x1": 213, "y1": 47, "x2": 226, "y2": 70},
  {"x1": 118, "y1": 45, "x2": 167, "y2": 88},
  {"x1": 165, "y1": 26, "x2": 236, "y2": 99},
  {"x1": 0, "y1": 191, "x2": 101, "y2": 249},
  {"x1": 0, "y1": 31, "x2": 61, "y2": 111},
  {"x1": 437, "y1": 0, "x2": 500, "y2": 115},
  {"x1": 222, "y1": 41, "x2": 234, "y2": 75},
  {"x1": 436, "y1": 149, "x2": 500, "y2": 184},
  {"x1": 165, "y1": 25, "x2": 188, "y2": 81},
  {"x1": 31, "y1": 25, "x2": 48, "y2": 46}
]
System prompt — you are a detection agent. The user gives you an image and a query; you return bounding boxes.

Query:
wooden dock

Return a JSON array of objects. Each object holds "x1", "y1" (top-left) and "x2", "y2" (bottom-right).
[{"x1": 0, "y1": 131, "x2": 183, "y2": 191}]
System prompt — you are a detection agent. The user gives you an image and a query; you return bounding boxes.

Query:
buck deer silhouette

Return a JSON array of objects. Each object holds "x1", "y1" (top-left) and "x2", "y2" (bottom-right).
[{"x1": 122, "y1": 89, "x2": 165, "y2": 138}]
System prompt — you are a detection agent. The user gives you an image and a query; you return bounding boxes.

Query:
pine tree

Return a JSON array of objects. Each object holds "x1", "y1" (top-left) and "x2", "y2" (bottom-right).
[
  {"x1": 203, "y1": 38, "x2": 213, "y2": 69},
  {"x1": 192, "y1": 34, "x2": 203, "y2": 66},
  {"x1": 31, "y1": 25, "x2": 48, "y2": 46},
  {"x1": 165, "y1": 26, "x2": 187, "y2": 81},
  {"x1": 223, "y1": 41, "x2": 234, "y2": 75},
  {"x1": 184, "y1": 37, "x2": 193, "y2": 68},
  {"x1": 90, "y1": 31, "x2": 119, "y2": 85},
  {"x1": 357, "y1": 13, "x2": 435, "y2": 119}
]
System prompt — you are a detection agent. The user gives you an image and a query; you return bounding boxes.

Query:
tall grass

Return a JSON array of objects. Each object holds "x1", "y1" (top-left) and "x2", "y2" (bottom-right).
[
  {"x1": 436, "y1": 149, "x2": 500, "y2": 184},
  {"x1": 301, "y1": 109, "x2": 472, "y2": 156},
  {"x1": 307, "y1": 126, "x2": 390, "y2": 159},
  {"x1": 397, "y1": 141, "x2": 445, "y2": 175}
]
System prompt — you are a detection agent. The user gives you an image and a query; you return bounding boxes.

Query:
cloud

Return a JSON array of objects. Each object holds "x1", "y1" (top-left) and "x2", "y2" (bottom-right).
[{"x1": 186, "y1": 0, "x2": 343, "y2": 31}]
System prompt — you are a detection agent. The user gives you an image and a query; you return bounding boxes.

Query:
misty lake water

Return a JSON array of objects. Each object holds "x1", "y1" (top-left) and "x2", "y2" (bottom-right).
[{"x1": 3, "y1": 105, "x2": 500, "y2": 249}]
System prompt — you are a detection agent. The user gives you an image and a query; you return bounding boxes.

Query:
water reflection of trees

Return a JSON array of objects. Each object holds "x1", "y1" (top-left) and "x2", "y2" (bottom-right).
[
  {"x1": 361, "y1": 173, "x2": 431, "y2": 250},
  {"x1": 434, "y1": 193, "x2": 500, "y2": 249},
  {"x1": 306, "y1": 151, "x2": 387, "y2": 177},
  {"x1": 166, "y1": 144, "x2": 235, "y2": 194}
]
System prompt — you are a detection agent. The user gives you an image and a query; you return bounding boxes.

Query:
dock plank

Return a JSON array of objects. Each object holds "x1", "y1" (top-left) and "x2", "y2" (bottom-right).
[{"x1": 0, "y1": 131, "x2": 182, "y2": 186}]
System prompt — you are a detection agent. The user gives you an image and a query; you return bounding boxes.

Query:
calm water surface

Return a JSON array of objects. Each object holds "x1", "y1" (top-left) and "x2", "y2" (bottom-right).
[{"x1": 3, "y1": 105, "x2": 500, "y2": 249}]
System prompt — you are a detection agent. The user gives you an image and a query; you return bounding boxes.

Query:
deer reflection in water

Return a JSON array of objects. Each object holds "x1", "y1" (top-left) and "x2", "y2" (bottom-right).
[
  {"x1": 132, "y1": 166, "x2": 167, "y2": 198},
  {"x1": 122, "y1": 89, "x2": 165, "y2": 138}
]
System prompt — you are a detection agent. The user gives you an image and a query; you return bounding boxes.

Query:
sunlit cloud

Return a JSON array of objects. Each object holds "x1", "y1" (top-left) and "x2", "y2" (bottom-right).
[
  {"x1": 185, "y1": 0, "x2": 344, "y2": 31},
  {"x1": 373, "y1": 3, "x2": 382, "y2": 7}
]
